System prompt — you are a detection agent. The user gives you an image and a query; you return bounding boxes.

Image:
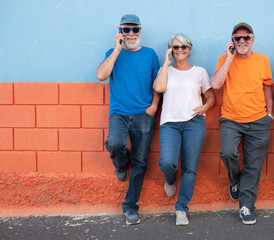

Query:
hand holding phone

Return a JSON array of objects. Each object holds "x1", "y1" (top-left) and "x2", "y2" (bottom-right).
[{"x1": 164, "y1": 48, "x2": 173, "y2": 66}]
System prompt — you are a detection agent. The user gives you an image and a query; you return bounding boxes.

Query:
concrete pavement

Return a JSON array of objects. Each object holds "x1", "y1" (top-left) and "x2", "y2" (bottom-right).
[{"x1": 0, "y1": 209, "x2": 274, "y2": 240}]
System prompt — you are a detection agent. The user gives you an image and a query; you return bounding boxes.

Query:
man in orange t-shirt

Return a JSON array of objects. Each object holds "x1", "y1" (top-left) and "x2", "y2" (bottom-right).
[{"x1": 211, "y1": 22, "x2": 273, "y2": 225}]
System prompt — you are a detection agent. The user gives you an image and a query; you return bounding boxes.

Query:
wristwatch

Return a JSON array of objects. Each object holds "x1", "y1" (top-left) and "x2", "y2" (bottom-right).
[{"x1": 267, "y1": 113, "x2": 274, "y2": 120}]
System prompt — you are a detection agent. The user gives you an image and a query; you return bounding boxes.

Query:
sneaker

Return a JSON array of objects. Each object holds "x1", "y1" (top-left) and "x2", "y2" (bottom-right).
[
  {"x1": 229, "y1": 182, "x2": 240, "y2": 201},
  {"x1": 240, "y1": 206, "x2": 256, "y2": 225},
  {"x1": 115, "y1": 167, "x2": 128, "y2": 181},
  {"x1": 164, "y1": 182, "x2": 176, "y2": 197},
  {"x1": 176, "y1": 211, "x2": 189, "y2": 226},
  {"x1": 124, "y1": 210, "x2": 140, "y2": 225}
]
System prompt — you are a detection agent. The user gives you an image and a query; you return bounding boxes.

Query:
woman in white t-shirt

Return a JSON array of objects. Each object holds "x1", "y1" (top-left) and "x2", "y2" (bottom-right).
[{"x1": 153, "y1": 33, "x2": 215, "y2": 226}]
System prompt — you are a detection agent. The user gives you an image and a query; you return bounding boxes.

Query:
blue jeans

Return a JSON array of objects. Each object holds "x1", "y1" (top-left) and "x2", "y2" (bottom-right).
[
  {"x1": 158, "y1": 115, "x2": 206, "y2": 212},
  {"x1": 105, "y1": 112, "x2": 155, "y2": 213},
  {"x1": 219, "y1": 116, "x2": 271, "y2": 211}
]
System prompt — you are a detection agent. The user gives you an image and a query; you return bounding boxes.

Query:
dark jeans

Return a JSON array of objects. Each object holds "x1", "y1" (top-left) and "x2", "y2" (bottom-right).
[
  {"x1": 219, "y1": 116, "x2": 271, "y2": 211},
  {"x1": 158, "y1": 115, "x2": 206, "y2": 212},
  {"x1": 105, "y1": 112, "x2": 154, "y2": 213}
]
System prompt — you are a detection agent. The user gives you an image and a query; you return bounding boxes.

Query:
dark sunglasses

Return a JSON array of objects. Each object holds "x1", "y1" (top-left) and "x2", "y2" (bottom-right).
[
  {"x1": 172, "y1": 45, "x2": 189, "y2": 50},
  {"x1": 120, "y1": 27, "x2": 141, "y2": 34},
  {"x1": 232, "y1": 35, "x2": 253, "y2": 42}
]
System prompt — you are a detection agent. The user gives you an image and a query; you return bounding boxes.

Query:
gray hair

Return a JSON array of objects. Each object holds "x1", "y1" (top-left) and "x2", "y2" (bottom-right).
[{"x1": 168, "y1": 33, "x2": 192, "y2": 49}]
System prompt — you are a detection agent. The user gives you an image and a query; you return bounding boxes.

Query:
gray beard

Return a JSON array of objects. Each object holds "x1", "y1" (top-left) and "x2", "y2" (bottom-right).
[{"x1": 124, "y1": 37, "x2": 141, "y2": 50}]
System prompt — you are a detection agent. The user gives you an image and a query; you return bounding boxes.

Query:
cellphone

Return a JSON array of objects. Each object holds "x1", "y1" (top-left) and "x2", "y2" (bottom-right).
[
  {"x1": 119, "y1": 29, "x2": 123, "y2": 45},
  {"x1": 229, "y1": 39, "x2": 235, "y2": 54}
]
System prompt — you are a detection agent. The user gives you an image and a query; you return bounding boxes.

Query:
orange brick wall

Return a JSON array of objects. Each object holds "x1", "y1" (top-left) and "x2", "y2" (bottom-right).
[{"x1": 0, "y1": 82, "x2": 273, "y2": 216}]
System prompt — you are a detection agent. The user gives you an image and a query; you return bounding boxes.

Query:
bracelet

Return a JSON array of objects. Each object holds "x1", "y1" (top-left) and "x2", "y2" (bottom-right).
[{"x1": 267, "y1": 113, "x2": 274, "y2": 120}]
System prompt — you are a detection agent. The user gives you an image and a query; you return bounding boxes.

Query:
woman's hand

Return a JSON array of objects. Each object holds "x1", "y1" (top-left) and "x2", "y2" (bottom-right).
[
  {"x1": 163, "y1": 48, "x2": 174, "y2": 67},
  {"x1": 192, "y1": 105, "x2": 207, "y2": 117}
]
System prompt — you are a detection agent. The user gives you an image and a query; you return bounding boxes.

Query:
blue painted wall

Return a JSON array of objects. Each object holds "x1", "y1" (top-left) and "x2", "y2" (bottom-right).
[{"x1": 1, "y1": 0, "x2": 273, "y2": 82}]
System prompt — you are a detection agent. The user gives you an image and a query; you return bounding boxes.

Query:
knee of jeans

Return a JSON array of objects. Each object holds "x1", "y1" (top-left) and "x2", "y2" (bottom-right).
[
  {"x1": 159, "y1": 160, "x2": 177, "y2": 172},
  {"x1": 105, "y1": 138, "x2": 126, "y2": 152},
  {"x1": 219, "y1": 148, "x2": 239, "y2": 160}
]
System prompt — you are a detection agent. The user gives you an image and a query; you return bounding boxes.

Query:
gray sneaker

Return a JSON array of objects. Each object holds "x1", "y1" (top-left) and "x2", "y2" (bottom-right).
[
  {"x1": 164, "y1": 182, "x2": 176, "y2": 197},
  {"x1": 114, "y1": 167, "x2": 128, "y2": 181},
  {"x1": 124, "y1": 210, "x2": 140, "y2": 225},
  {"x1": 176, "y1": 211, "x2": 189, "y2": 226}
]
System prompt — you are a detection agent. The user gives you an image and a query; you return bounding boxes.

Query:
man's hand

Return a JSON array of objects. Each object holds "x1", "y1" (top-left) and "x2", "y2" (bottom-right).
[
  {"x1": 145, "y1": 104, "x2": 158, "y2": 116},
  {"x1": 115, "y1": 32, "x2": 124, "y2": 51},
  {"x1": 226, "y1": 40, "x2": 236, "y2": 60}
]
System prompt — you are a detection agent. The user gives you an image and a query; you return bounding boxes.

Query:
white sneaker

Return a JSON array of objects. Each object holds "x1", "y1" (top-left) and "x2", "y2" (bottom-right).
[
  {"x1": 176, "y1": 211, "x2": 189, "y2": 225},
  {"x1": 164, "y1": 182, "x2": 176, "y2": 197}
]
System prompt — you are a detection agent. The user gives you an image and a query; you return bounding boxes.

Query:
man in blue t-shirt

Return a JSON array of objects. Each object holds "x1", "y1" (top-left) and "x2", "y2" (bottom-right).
[{"x1": 96, "y1": 14, "x2": 160, "y2": 225}]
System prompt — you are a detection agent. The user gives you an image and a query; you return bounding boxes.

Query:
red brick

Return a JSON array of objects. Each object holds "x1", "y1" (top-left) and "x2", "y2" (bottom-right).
[
  {"x1": 270, "y1": 120, "x2": 274, "y2": 130},
  {"x1": 0, "y1": 83, "x2": 13, "y2": 104},
  {"x1": 213, "y1": 88, "x2": 223, "y2": 106},
  {"x1": 0, "y1": 151, "x2": 36, "y2": 172},
  {"x1": 267, "y1": 153, "x2": 274, "y2": 176},
  {"x1": 154, "y1": 107, "x2": 161, "y2": 129},
  {"x1": 83, "y1": 152, "x2": 113, "y2": 174},
  {"x1": 269, "y1": 131, "x2": 274, "y2": 152},
  {"x1": 0, "y1": 105, "x2": 35, "y2": 127},
  {"x1": 150, "y1": 129, "x2": 160, "y2": 152},
  {"x1": 201, "y1": 130, "x2": 221, "y2": 153},
  {"x1": 0, "y1": 128, "x2": 13, "y2": 150},
  {"x1": 37, "y1": 152, "x2": 81, "y2": 173},
  {"x1": 60, "y1": 83, "x2": 104, "y2": 104},
  {"x1": 104, "y1": 83, "x2": 110, "y2": 105},
  {"x1": 82, "y1": 106, "x2": 109, "y2": 128},
  {"x1": 146, "y1": 152, "x2": 162, "y2": 178},
  {"x1": 197, "y1": 153, "x2": 220, "y2": 177},
  {"x1": 59, "y1": 129, "x2": 103, "y2": 151},
  {"x1": 14, "y1": 83, "x2": 58, "y2": 104},
  {"x1": 37, "y1": 105, "x2": 80, "y2": 127},
  {"x1": 205, "y1": 106, "x2": 220, "y2": 129},
  {"x1": 15, "y1": 129, "x2": 58, "y2": 150}
]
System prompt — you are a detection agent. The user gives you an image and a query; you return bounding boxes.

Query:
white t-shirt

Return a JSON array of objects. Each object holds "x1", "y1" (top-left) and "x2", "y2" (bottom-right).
[{"x1": 160, "y1": 66, "x2": 211, "y2": 126}]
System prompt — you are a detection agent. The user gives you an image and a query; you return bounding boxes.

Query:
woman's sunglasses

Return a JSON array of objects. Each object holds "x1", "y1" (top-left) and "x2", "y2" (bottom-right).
[
  {"x1": 119, "y1": 27, "x2": 141, "y2": 34},
  {"x1": 172, "y1": 45, "x2": 189, "y2": 50}
]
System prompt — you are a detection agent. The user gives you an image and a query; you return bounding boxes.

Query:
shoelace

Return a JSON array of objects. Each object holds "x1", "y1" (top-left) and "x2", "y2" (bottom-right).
[
  {"x1": 241, "y1": 206, "x2": 251, "y2": 216},
  {"x1": 232, "y1": 183, "x2": 240, "y2": 192}
]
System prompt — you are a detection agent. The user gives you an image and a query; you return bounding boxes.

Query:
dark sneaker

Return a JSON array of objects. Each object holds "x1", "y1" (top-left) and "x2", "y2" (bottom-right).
[
  {"x1": 240, "y1": 206, "x2": 256, "y2": 225},
  {"x1": 229, "y1": 182, "x2": 240, "y2": 201},
  {"x1": 115, "y1": 167, "x2": 128, "y2": 181},
  {"x1": 124, "y1": 210, "x2": 140, "y2": 225}
]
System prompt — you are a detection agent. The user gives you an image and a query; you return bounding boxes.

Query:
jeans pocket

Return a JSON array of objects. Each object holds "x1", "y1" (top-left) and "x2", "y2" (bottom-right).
[{"x1": 144, "y1": 110, "x2": 154, "y2": 118}]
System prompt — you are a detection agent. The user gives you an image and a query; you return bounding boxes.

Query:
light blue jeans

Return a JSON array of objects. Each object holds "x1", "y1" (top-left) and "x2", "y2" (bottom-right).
[
  {"x1": 158, "y1": 115, "x2": 206, "y2": 212},
  {"x1": 105, "y1": 112, "x2": 155, "y2": 213}
]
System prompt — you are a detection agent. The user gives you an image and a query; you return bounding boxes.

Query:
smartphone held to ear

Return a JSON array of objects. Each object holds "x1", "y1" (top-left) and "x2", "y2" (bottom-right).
[
  {"x1": 229, "y1": 45, "x2": 235, "y2": 54},
  {"x1": 229, "y1": 39, "x2": 235, "y2": 54},
  {"x1": 119, "y1": 29, "x2": 123, "y2": 45}
]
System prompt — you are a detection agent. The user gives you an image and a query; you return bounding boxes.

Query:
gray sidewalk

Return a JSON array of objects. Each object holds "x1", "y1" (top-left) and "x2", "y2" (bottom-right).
[{"x1": 1, "y1": 209, "x2": 274, "y2": 240}]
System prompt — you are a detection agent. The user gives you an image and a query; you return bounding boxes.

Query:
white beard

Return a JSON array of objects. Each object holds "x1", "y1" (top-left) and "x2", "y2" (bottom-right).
[
  {"x1": 236, "y1": 44, "x2": 248, "y2": 54},
  {"x1": 124, "y1": 37, "x2": 141, "y2": 50}
]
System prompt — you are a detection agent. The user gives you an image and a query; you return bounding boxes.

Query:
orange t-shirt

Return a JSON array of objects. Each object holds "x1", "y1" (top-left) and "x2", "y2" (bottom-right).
[{"x1": 216, "y1": 52, "x2": 273, "y2": 123}]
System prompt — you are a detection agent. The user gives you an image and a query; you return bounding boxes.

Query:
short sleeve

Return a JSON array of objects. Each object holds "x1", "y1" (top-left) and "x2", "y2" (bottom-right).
[{"x1": 201, "y1": 68, "x2": 212, "y2": 93}]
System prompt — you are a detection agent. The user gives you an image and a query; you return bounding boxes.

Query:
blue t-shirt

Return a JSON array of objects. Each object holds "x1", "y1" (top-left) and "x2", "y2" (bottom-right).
[{"x1": 105, "y1": 46, "x2": 159, "y2": 116}]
